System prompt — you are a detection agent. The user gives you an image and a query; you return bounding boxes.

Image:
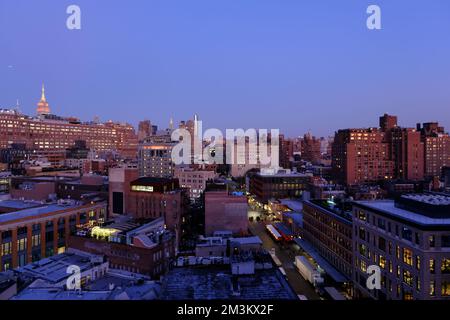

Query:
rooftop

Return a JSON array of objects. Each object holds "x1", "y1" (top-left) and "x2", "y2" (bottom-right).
[
  {"x1": 0, "y1": 201, "x2": 86, "y2": 224},
  {"x1": 305, "y1": 199, "x2": 353, "y2": 224},
  {"x1": 401, "y1": 194, "x2": 450, "y2": 205},
  {"x1": 11, "y1": 271, "x2": 160, "y2": 300},
  {"x1": 0, "y1": 199, "x2": 43, "y2": 210},
  {"x1": 279, "y1": 199, "x2": 303, "y2": 212},
  {"x1": 14, "y1": 251, "x2": 104, "y2": 284},
  {"x1": 160, "y1": 266, "x2": 297, "y2": 300},
  {"x1": 355, "y1": 200, "x2": 450, "y2": 228}
]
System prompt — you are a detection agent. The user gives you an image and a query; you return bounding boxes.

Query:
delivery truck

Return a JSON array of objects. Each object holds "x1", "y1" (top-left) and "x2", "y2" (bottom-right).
[{"x1": 294, "y1": 256, "x2": 324, "y2": 287}]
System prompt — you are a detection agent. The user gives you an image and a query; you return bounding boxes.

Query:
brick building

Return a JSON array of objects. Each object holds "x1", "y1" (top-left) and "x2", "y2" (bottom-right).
[
  {"x1": 68, "y1": 218, "x2": 175, "y2": 278},
  {"x1": 0, "y1": 199, "x2": 106, "y2": 271},
  {"x1": 332, "y1": 114, "x2": 425, "y2": 185},
  {"x1": 302, "y1": 200, "x2": 353, "y2": 282},
  {"x1": 353, "y1": 194, "x2": 450, "y2": 300},
  {"x1": 0, "y1": 87, "x2": 138, "y2": 159},
  {"x1": 248, "y1": 168, "x2": 311, "y2": 203},
  {"x1": 204, "y1": 186, "x2": 248, "y2": 237},
  {"x1": 174, "y1": 166, "x2": 217, "y2": 201}
]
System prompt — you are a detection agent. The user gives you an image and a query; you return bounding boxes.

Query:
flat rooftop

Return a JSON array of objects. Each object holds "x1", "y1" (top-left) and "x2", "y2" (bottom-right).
[
  {"x1": 16, "y1": 252, "x2": 102, "y2": 284},
  {"x1": 161, "y1": 266, "x2": 297, "y2": 300},
  {"x1": 279, "y1": 199, "x2": 303, "y2": 212},
  {"x1": 305, "y1": 199, "x2": 353, "y2": 224},
  {"x1": 11, "y1": 274, "x2": 160, "y2": 300},
  {"x1": 231, "y1": 236, "x2": 263, "y2": 246},
  {"x1": 0, "y1": 199, "x2": 43, "y2": 210},
  {"x1": 257, "y1": 172, "x2": 311, "y2": 178},
  {"x1": 0, "y1": 202, "x2": 81, "y2": 224},
  {"x1": 355, "y1": 200, "x2": 450, "y2": 228}
]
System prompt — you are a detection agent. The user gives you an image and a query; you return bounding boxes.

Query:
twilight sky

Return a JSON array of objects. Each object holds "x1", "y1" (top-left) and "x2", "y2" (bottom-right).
[{"x1": 1, "y1": 0, "x2": 449, "y2": 137}]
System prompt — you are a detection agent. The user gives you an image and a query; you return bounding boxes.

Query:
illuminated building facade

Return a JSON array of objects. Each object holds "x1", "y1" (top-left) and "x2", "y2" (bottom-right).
[
  {"x1": 68, "y1": 217, "x2": 176, "y2": 277},
  {"x1": 418, "y1": 122, "x2": 450, "y2": 178},
  {"x1": 353, "y1": 194, "x2": 450, "y2": 300},
  {"x1": 138, "y1": 135, "x2": 175, "y2": 178},
  {"x1": 332, "y1": 128, "x2": 394, "y2": 185},
  {"x1": 302, "y1": 200, "x2": 353, "y2": 281},
  {"x1": 0, "y1": 199, "x2": 107, "y2": 271},
  {"x1": 248, "y1": 169, "x2": 310, "y2": 203},
  {"x1": 0, "y1": 86, "x2": 138, "y2": 159}
]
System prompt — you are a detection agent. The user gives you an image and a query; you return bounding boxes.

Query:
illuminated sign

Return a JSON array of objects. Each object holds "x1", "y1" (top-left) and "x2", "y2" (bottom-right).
[{"x1": 132, "y1": 185, "x2": 154, "y2": 193}]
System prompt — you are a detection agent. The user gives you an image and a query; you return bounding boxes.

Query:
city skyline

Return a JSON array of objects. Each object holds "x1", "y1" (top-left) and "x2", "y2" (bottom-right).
[{"x1": 1, "y1": 0, "x2": 450, "y2": 137}]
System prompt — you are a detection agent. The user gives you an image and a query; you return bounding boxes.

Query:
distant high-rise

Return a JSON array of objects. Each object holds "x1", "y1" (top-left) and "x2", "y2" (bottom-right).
[
  {"x1": 0, "y1": 85, "x2": 138, "y2": 159},
  {"x1": 301, "y1": 133, "x2": 321, "y2": 164},
  {"x1": 332, "y1": 128, "x2": 394, "y2": 185},
  {"x1": 379, "y1": 113, "x2": 398, "y2": 132},
  {"x1": 36, "y1": 83, "x2": 51, "y2": 115},
  {"x1": 279, "y1": 134, "x2": 294, "y2": 168},
  {"x1": 138, "y1": 135, "x2": 175, "y2": 178},
  {"x1": 332, "y1": 114, "x2": 426, "y2": 185},
  {"x1": 418, "y1": 122, "x2": 450, "y2": 178},
  {"x1": 138, "y1": 120, "x2": 152, "y2": 142}
]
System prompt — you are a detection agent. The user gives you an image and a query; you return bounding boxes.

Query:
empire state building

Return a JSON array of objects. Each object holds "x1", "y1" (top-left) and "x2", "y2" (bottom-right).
[{"x1": 36, "y1": 83, "x2": 51, "y2": 115}]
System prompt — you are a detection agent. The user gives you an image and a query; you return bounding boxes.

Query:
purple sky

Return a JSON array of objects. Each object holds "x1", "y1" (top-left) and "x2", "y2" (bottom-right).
[{"x1": 1, "y1": 0, "x2": 450, "y2": 137}]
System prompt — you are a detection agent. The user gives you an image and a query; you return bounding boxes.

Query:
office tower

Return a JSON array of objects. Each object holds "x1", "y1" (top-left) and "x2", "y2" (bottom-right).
[
  {"x1": 36, "y1": 84, "x2": 50, "y2": 115},
  {"x1": 138, "y1": 135, "x2": 175, "y2": 178}
]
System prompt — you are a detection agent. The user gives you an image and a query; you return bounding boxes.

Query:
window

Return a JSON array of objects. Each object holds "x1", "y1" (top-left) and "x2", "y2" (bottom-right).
[
  {"x1": 442, "y1": 282, "x2": 450, "y2": 297},
  {"x1": 358, "y1": 211, "x2": 367, "y2": 221},
  {"x1": 430, "y1": 281, "x2": 436, "y2": 296},
  {"x1": 378, "y1": 237, "x2": 386, "y2": 252},
  {"x1": 17, "y1": 238, "x2": 27, "y2": 252},
  {"x1": 359, "y1": 227, "x2": 366, "y2": 241},
  {"x1": 379, "y1": 255, "x2": 386, "y2": 269},
  {"x1": 403, "y1": 248, "x2": 413, "y2": 266},
  {"x1": 359, "y1": 244, "x2": 367, "y2": 257},
  {"x1": 416, "y1": 256, "x2": 421, "y2": 271},
  {"x1": 441, "y1": 236, "x2": 450, "y2": 248},
  {"x1": 360, "y1": 260, "x2": 367, "y2": 272},
  {"x1": 429, "y1": 235, "x2": 435, "y2": 248},
  {"x1": 403, "y1": 270, "x2": 413, "y2": 286},
  {"x1": 378, "y1": 218, "x2": 386, "y2": 230},
  {"x1": 430, "y1": 259, "x2": 435, "y2": 274},
  {"x1": 32, "y1": 234, "x2": 41, "y2": 247},
  {"x1": 402, "y1": 227, "x2": 412, "y2": 242},
  {"x1": 1, "y1": 242, "x2": 12, "y2": 256},
  {"x1": 441, "y1": 259, "x2": 450, "y2": 274}
]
